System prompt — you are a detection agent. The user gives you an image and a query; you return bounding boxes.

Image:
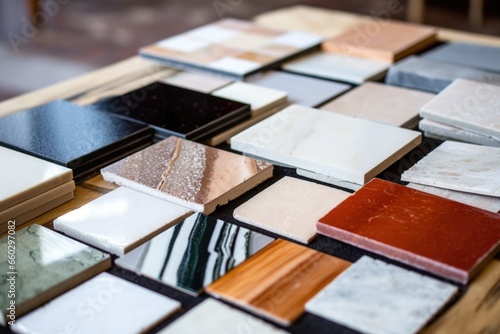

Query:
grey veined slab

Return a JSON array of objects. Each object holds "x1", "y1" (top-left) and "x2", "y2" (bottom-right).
[
  {"x1": 16, "y1": 272, "x2": 181, "y2": 334},
  {"x1": 157, "y1": 298, "x2": 289, "y2": 334},
  {"x1": 0, "y1": 225, "x2": 110, "y2": 323},
  {"x1": 54, "y1": 187, "x2": 193, "y2": 256},
  {"x1": 115, "y1": 213, "x2": 274, "y2": 296},
  {"x1": 161, "y1": 71, "x2": 233, "y2": 93},
  {"x1": 306, "y1": 256, "x2": 458, "y2": 334},
  {"x1": 419, "y1": 119, "x2": 500, "y2": 147},
  {"x1": 231, "y1": 105, "x2": 421, "y2": 185},
  {"x1": 401, "y1": 141, "x2": 500, "y2": 197}
]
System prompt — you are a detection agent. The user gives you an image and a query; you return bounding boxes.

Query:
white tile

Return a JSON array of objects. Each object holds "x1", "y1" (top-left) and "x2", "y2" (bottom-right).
[
  {"x1": 187, "y1": 25, "x2": 241, "y2": 42},
  {"x1": 401, "y1": 141, "x2": 500, "y2": 197},
  {"x1": 296, "y1": 169, "x2": 362, "y2": 191},
  {"x1": 207, "y1": 57, "x2": 261, "y2": 76},
  {"x1": 157, "y1": 35, "x2": 211, "y2": 53},
  {"x1": 272, "y1": 31, "x2": 324, "y2": 48},
  {"x1": 54, "y1": 187, "x2": 192, "y2": 256},
  {"x1": 283, "y1": 52, "x2": 389, "y2": 84},
  {"x1": 306, "y1": 256, "x2": 458, "y2": 334},
  {"x1": 161, "y1": 71, "x2": 232, "y2": 93},
  {"x1": 234, "y1": 176, "x2": 350, "y2": 243},
  {"x1": 231, "y1": 105, "x2": 421, "y2": 185},
  {"x1": 16, "y1": 272, "x2": 180, "y2": 334}
]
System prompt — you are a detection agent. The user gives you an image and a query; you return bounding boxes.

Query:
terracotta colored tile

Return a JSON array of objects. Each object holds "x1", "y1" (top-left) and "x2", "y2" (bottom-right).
[
  {"x1": 322, "y1": 21, "x2": 437, "y2": 63},
  {"x1": 101, "y1": 137, "x2": 273, "y2": 214},
  {"x1": 317, "y1": 178, "x2": 500, "y2": 283},
  {"x1": 206, "y1": 239, "x2": 350, "y2": 325}
]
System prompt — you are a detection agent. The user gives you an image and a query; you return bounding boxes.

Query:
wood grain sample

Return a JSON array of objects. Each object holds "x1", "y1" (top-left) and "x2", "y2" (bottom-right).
[{"x1": 206, "y1": 239, "x2": 350, "y2": 325}]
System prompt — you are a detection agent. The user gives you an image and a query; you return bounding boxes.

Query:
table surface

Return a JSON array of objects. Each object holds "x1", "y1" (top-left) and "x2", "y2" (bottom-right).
[{"x1": 0, "y1": 6, "x2": 499, "y2": 334}]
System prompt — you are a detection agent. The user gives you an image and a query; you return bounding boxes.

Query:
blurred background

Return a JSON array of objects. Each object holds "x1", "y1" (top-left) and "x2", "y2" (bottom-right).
[{"x1": 0, "y1": 0, "x2": 499, "y2": 102}]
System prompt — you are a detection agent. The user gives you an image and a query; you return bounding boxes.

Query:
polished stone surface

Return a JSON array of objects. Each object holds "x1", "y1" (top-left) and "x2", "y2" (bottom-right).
[
  {"x1": 16, "y1": 272, "x2": 181, "y2": 334},
  {"x1": 54, "y1": 187, "x2": 193, "y2": 256},
  {"x1": 401, "y1": 141, "x2": 500, "y2": 197},
  {"x1": 317, "y1": 178, "x2": 500, "y2": 283},
  {"x1": 306, "y1": 256, "x2": 458, "y2": 334},
  {"x1": 231, "y1": 105, "x2": 421, "y2": 185},
  {"x1": 102, "y1": 137, "x2": 273, "y2": 213},
  {"x1": 234, "y1": 176, "x2": 350, "y2": 243},
  {"x1": 296, "y1": 169, "x2": 362, "y2": 191},
  {"x1": 115, "y1": 213, "x2": 274, "y2": 295},
  {"x1": 161, "y1": 71, "x2": 233, "y2": 93}
]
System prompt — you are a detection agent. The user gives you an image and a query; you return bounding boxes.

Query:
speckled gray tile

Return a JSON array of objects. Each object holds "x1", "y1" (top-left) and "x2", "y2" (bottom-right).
[
  {"x1": 306, "y1": 256, "x2": 458, "y2": 334},
  {"x1": 419, "y1": 119, "x2": 500, "y2": 147}
]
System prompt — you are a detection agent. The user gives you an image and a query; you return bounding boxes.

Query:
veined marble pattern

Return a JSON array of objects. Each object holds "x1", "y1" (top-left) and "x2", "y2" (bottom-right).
[
  {"x1": 401, "y1": 141, "x2": 500, "y2": 197},
  {"x1": 16, "y1": 272, "x2": 181, "y2": 334},
  {"x1": 115, "y1": 213, "x2": 274, "y2": 295},
  {"x1": 419, "y1": 119, "x2": 500, "y2": 147},
  {"x1": 161, "y1": 71, "x2": 232, "y2": 93},
  {"x1": 306, "y1": 256, "x2": 458, "y2": 334},
  {"x1": 101, "y1": 137, "x2": 273, "y2": 214},
  {"x1": 231, "y1": 105, "x2": 421, "y2": 185},
  {"x1": 234, "y1": 176, "x2": 350, "y2": 243},
  {"x1": 54, "y1": 187, "x2": 193, "y2": 256},
  {"x1": 420, "y1": 79, "x2": 500, "y2": 139},
  {"x1": 157, "y1": 298, "x2": 289, "y2": 334},
  {"x1": 0, "y1": 225, "x2": 110, "y2": 320}
]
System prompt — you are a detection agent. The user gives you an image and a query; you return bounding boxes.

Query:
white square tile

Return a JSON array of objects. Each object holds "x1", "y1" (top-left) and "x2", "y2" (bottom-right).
[
  {"x1": 157, "y1": 35, "x2": 211, "y2": 53},
  {"x1": 187, "y1": 25, "x2": 241, "y2": 42},
  {"x1": 207, "y1": 57, "x2": 261, "y2": 76},
  {"x1": 272, "y1": 31, "x2": 324, "y2": 48}
]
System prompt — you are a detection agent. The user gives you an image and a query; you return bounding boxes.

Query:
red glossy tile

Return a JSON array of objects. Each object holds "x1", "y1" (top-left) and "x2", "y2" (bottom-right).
[{"x1": 317, "y1": 178, "x2": 500, "y2": 284}]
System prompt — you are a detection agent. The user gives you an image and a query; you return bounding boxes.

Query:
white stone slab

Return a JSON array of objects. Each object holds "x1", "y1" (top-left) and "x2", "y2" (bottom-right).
[
  {"x1": 296, "y1": 169, "x2": 362, "y2": 191},
  {"x1": 161, "y1": 71, "x2": 232, "y2": 93}
]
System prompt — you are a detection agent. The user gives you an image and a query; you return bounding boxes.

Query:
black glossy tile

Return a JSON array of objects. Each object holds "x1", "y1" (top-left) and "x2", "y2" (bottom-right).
[
  {"x1": 93, "y1": 82, "x2": 251, "y2": 141},
  {"x1": 0, "y1": 100, "x2": 154, "y2": 182}
]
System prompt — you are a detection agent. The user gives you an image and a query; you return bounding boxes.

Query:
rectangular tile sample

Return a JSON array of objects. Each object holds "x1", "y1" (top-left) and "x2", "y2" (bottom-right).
[
  {"x1": 0, "y1": 225, "x2": 110, "y2": 322},
  {"x1": 323, "y1": 21, "x2": 437, "y2": 63},
  {"x1": 296, "y1": 168, "x2": 363, "y2": 191},
  {"x1": 401, "y1": 141, "x2": 500, "y2": 197},
  {"x1": 94, "y1": 82, "x2": 251, "y2": 142},
  {"x1": 420, "y1": 79, "x2": 500, "y2": 139},
  {"x1": 425, "y1": 259, "x2": 500, "y2": 334},
  {"x1": 0, "y1": 100, "x2": 154, "y2": 181},
  {"x1": 385, "y1": 56, "x2": 500, "y2": 93},
  {"x1": 306, "y1": 256, "x2": 458, "y2": 334},
  {"x1": 407, "y1": 183, "x2": 500, "y2": 213},
  {"x1": 206, "y1": 239, "x2": 351, "y2": 325},
  {"x1": 0, "y1": 146, "x2": 72, "y2": 210},
  {"x1": 16, "y1": 272, "x2": 181, "y2": 334},
  {"x1": 419, "y1": 119, "x2": 500, "y2": 147},
  {"x1": 234, "y1": 176, "x2": 350, "y2": 243},
  {"x1": 321, "y1": 82, "x2": 435, "y2": 128},
  {"x1": 101, "y1": 137, "x2": 273, "y2": 214},
  {"x1": 283, "y1": 52, "x2": 389, "y2": 84},
  {"x1": 54, "y1": 187, "x2": 193, "y2": 256},
  {"x1": 423, "y1": 42, "x2": 500, "y2": 73},
  {"x1": 140, "y1": 18, "x2": 323, "y2": 78},
  {"x1": 161, "y1": 71, "x2": 233, "y2": 93},
  {"x1": 247, "y1": 70, "x2": 351, "y2": 107},
  {"x1": 231, "y1": 105, "x2": 421, "y2": 185},
  {"x1": 115, "y1": 213, "x2": 274, "y2": 295},
  {"x1": 158, "y1": 298, "x2": 289, "y2": 334},
  {"x1": 317, "y1": 178, "x2": 500, "y2": 283}
]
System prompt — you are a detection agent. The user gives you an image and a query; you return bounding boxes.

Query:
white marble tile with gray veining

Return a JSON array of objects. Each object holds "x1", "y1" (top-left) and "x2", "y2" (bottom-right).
[{"x1": 419, "y1": 119, "x2": 500, "y2": 147}]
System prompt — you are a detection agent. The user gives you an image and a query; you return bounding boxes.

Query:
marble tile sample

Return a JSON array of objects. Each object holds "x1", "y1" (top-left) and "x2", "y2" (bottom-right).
[
  {"x1": 234, "y1": 176, "x2": 350, "y2": 243},
  {"x1": 231, "y1": 105, "x2": 421, "y2": 185},
  {"x1": 317, "y1": 178, "x2": 500, "y2": 283},
  {"x1": 158, "y1": 298, "x2": 289, "y2": 334},
  {"x1": 0, "y1": 100, "x2": 154, "y2": 181},
  {"x1": 420, "y1": 119, "x2": 500, "y2": 147},
  {"x1": 94, "y1": 82, "x2": 251, "y2": 141},
  {"x1": 323, "y1": 21, "x2": 437, "y2": 63},
  {"x1": 0, "y1": 146, "x2": 72, "y2": 210},
  {"x1": 385, "y1": 56, "x2": 500, "y2": 93},
  {"x1": 425, "y1": 259, "x2": 500, "y2": 334},
  {"x1": 101, "y1": 137, "x2": 273, "y2": 213},
  {"x1": 407, "y1": 183, "x2": 500, "y2": 213},
  {"x1": 296, "y1": 169, "x2": 363, "y2": 191},
  {"x1": 115, "y1": 213, "x2": 274, "y2": 295},
  {"x1": 247, "y1": 70, "x2": 351, "y2": 107},
  {"x1": 282, "y1": 52, "x2": 389, "y2": 84},
  {"x1": 141, "y1": 18, "x2": 323, "y2": 78},
  {"x1": 211, "y1": 81, "x2": 288, "y2": 116},
  {"x1": 306, "y1": 256, "x2": 458, "y2": 334},
  {"x1": 0, "y1": 225, "x2": 110, "y2": 322},
  {"x1": 320, "y1": 82, "x2": 435, "y2": 128},
  {"x1": 206, "y1": 239, "x2": 351, "y2": 325},
  {"x1": 401, "y1": 141, "x2": 500, "y2": 197},
  {"x1": 16, "y1": 272, "x2": 181, "y2": 334},
  {"x1": 54, "y1": 187, "x2": 193, "y2": 256},
  {"x1": 423, "y1": 42, "x2": 500, "y2": 73},
  {"x1": 161, "y1": 71, "x2": 233, "y2": 93},
  {"x1": 420, "y1": 79, "x2": 500, "y2": 139}
]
